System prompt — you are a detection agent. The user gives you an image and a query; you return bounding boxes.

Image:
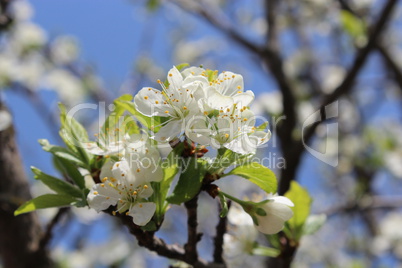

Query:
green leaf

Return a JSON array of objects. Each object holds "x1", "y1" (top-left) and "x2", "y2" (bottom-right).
[
  {"x1": 146, "y1": 0, "x2": 160, "y2": 11},
  {"x1": 251, "y1": 245, "x2": 280, "y2": 257},
  {"x1": 340, "y1": 11, "x2": 366, "y2": 40},
  {"x1": 284, "y1": 181, "x2": 312, "y2": 241},
  {"x1": 175, "y1": 63, "x2": 189, "y2": 71},
  {"x1": 58, "y1": 103, "x2": 92, "y2": 166},
  {"x1": 208, "y1": 148, "x2": 250, "y2": 174},
  {"x1": 31, "y1": 167, "x2": 83, "y2": 198},
  {"x1": 224, "y1": 163, "x2": 277, "y2": 194},
  {"x1": 150, "y1": 143, "x2": 184, "y2": 223},
  {"x1": 53, "y1": 156, "x2": 86, "y2": 189},
  {"x1": 166, "y1": 157, "x2": 207, "y2": 205},
  {"x1": 14, "y1": 194, "x2": 78, "y2": 216},
  {"x1": 302, "y1": 214, "x2": 326, "y2": 236},
  {"x1": 160, "y1": 143, "x2": 184, "y2": 197},
  {"x1": 39, "y1": 139, "x2": 86, "y2": 167},
  {"x1": 114, "y1": 100, "x2": 162, "y2": 132}
]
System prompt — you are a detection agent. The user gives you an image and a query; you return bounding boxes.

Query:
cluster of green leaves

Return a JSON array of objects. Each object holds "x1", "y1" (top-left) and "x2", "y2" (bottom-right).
[{"x1": 15, "y1": 104, "x2": 95, "y2": 215}]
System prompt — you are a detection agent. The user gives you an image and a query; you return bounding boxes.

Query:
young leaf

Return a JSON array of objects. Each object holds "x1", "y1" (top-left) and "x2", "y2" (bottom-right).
[
  {"x1": 39, "y1": 139, "x2": 86, "y2": 167},
  {"x1": 340, "y1": 11, "x2": 366, "y2": 41},
  {"x1": 14, "y1": 194, "x2": 78, "y2": 216},
  {"x1": 58, "y1": 103, "x2": 92, "y2": 166},
  {"x1": 53, "y1": 156, "x2": 86, "y2": 189},
  {"x1": 114, "y1": 99, "x2": 162, "y2": 132},
  {"x1": 223, "y1": 162, "x2": 277, "y2": 194},
  {"x1": 166, "y1": 157, "x2": 207, "y2": 205},
  {"x1": 284, "y1": 181, "x2": 312, "y2": 241},
  {"x1": 175, "y1": 63, "x2": 189, "y2": 71},
  {"x1": 31, "y1": 167, "x2": 83, "y2": 198}
]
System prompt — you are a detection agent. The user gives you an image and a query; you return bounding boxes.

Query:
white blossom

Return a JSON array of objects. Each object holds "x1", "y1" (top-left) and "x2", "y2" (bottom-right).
[
  {"x1": 253, "y1": 195, "x2": 294, "y2": 234},
  {"x1": 87, "y1": 136, "x2": 163, "y2": 226},
  {"x1": 50, "y1": 36, "x2": 79, "y2": 65},
  {"x1": 134, "y1": 66, "x2": 208, "y2": 142}
]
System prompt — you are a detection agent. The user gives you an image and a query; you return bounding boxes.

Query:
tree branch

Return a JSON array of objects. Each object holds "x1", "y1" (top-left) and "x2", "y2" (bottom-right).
[
  {"x1": 377, "y1": 43, "x2": 402, "y2": 92},
  {"x1": 0, "y1": 102, "x2": 54, "y2": 268},
  {"x1": 278, "y1": 0, "x2": 398, "y2": 195},
  {"x1": 184, "y1": 196, "x2": 202, "y2": 263},
  {"x1": 39, "y1": 207, "x2": 70, "y2": 250}
]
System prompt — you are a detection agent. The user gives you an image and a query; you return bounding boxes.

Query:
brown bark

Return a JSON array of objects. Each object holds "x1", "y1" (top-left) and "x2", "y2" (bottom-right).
[{"x1": 0, "y1": 102, "x2": 53, "y2": 268}]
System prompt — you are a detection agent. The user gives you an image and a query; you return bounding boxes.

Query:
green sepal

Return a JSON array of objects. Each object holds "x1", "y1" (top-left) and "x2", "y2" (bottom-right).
[
  {"x1": 218, "y1": 193, "x2": 229, "y2": 218},
  {"x1": 255, "y1": 207, "x2": 267, "y2": 216},
  {"x1": 251, "y1": 245, "x2": 280, "y2": 257},
  {"x1": 141, "y1": 220, "x2": 157, "y2": 231}
]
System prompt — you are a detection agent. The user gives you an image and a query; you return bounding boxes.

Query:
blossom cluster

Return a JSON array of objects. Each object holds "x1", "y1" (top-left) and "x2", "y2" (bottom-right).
[
  {"x1": 134, "y1": 66, "x2": 270, "y2": 155},
  {"x1": 87, "y1": 134, "x2": 163, "y2": 226},
  {"x1": 84, "y1": 66, "x2": 293, "y2": 236}
]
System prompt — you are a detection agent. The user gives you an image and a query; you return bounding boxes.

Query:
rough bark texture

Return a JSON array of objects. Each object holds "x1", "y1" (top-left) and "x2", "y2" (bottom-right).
[{"x1": 0, "y1": 103, "x2": 53, "y2": 268}]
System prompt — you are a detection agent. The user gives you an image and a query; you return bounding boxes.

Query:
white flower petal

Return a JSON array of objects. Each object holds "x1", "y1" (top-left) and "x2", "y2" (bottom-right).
[
  {"x1": 167, "y1": 66, "x2": 183, "y2": 90},
  {"x1": 138, "y1": 184, "x2": 153, "y2": 199},
  {"x1": 233, "y1": 91, "x2": 254, "y2": 107},
  {"x1": 129, "y1": 202, "x2": 156, "y2": 226},
  {"x1": 271, "y1": 196, "x2": 294, "y2": 207},
  {"x1": 216, "y1": 71, "x2": 244, "y2": 96},
  {"x1": 99, "y1": 160, "x2": 115, "y2": 180},
  {"x1": 205, "y1": 87, "x2": 234, "y2": 110},
  {"x1": 134, "y1": 87, "x2": 170, "y2": 117},
  {"x1": 154, "y1": 120, "x2": 183, "y2": 142},
  {"x1": 87, "y1": 184, "x2": 120, "y2": 212},
  {"x1": 255, "y1": 213, "x2": 287, "y2": 234}
]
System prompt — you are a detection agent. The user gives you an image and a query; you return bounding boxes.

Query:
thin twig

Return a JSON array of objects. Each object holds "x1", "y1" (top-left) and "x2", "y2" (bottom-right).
[{"x1": 377, "y1": 43, "x2": 402, "y2": 92}]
